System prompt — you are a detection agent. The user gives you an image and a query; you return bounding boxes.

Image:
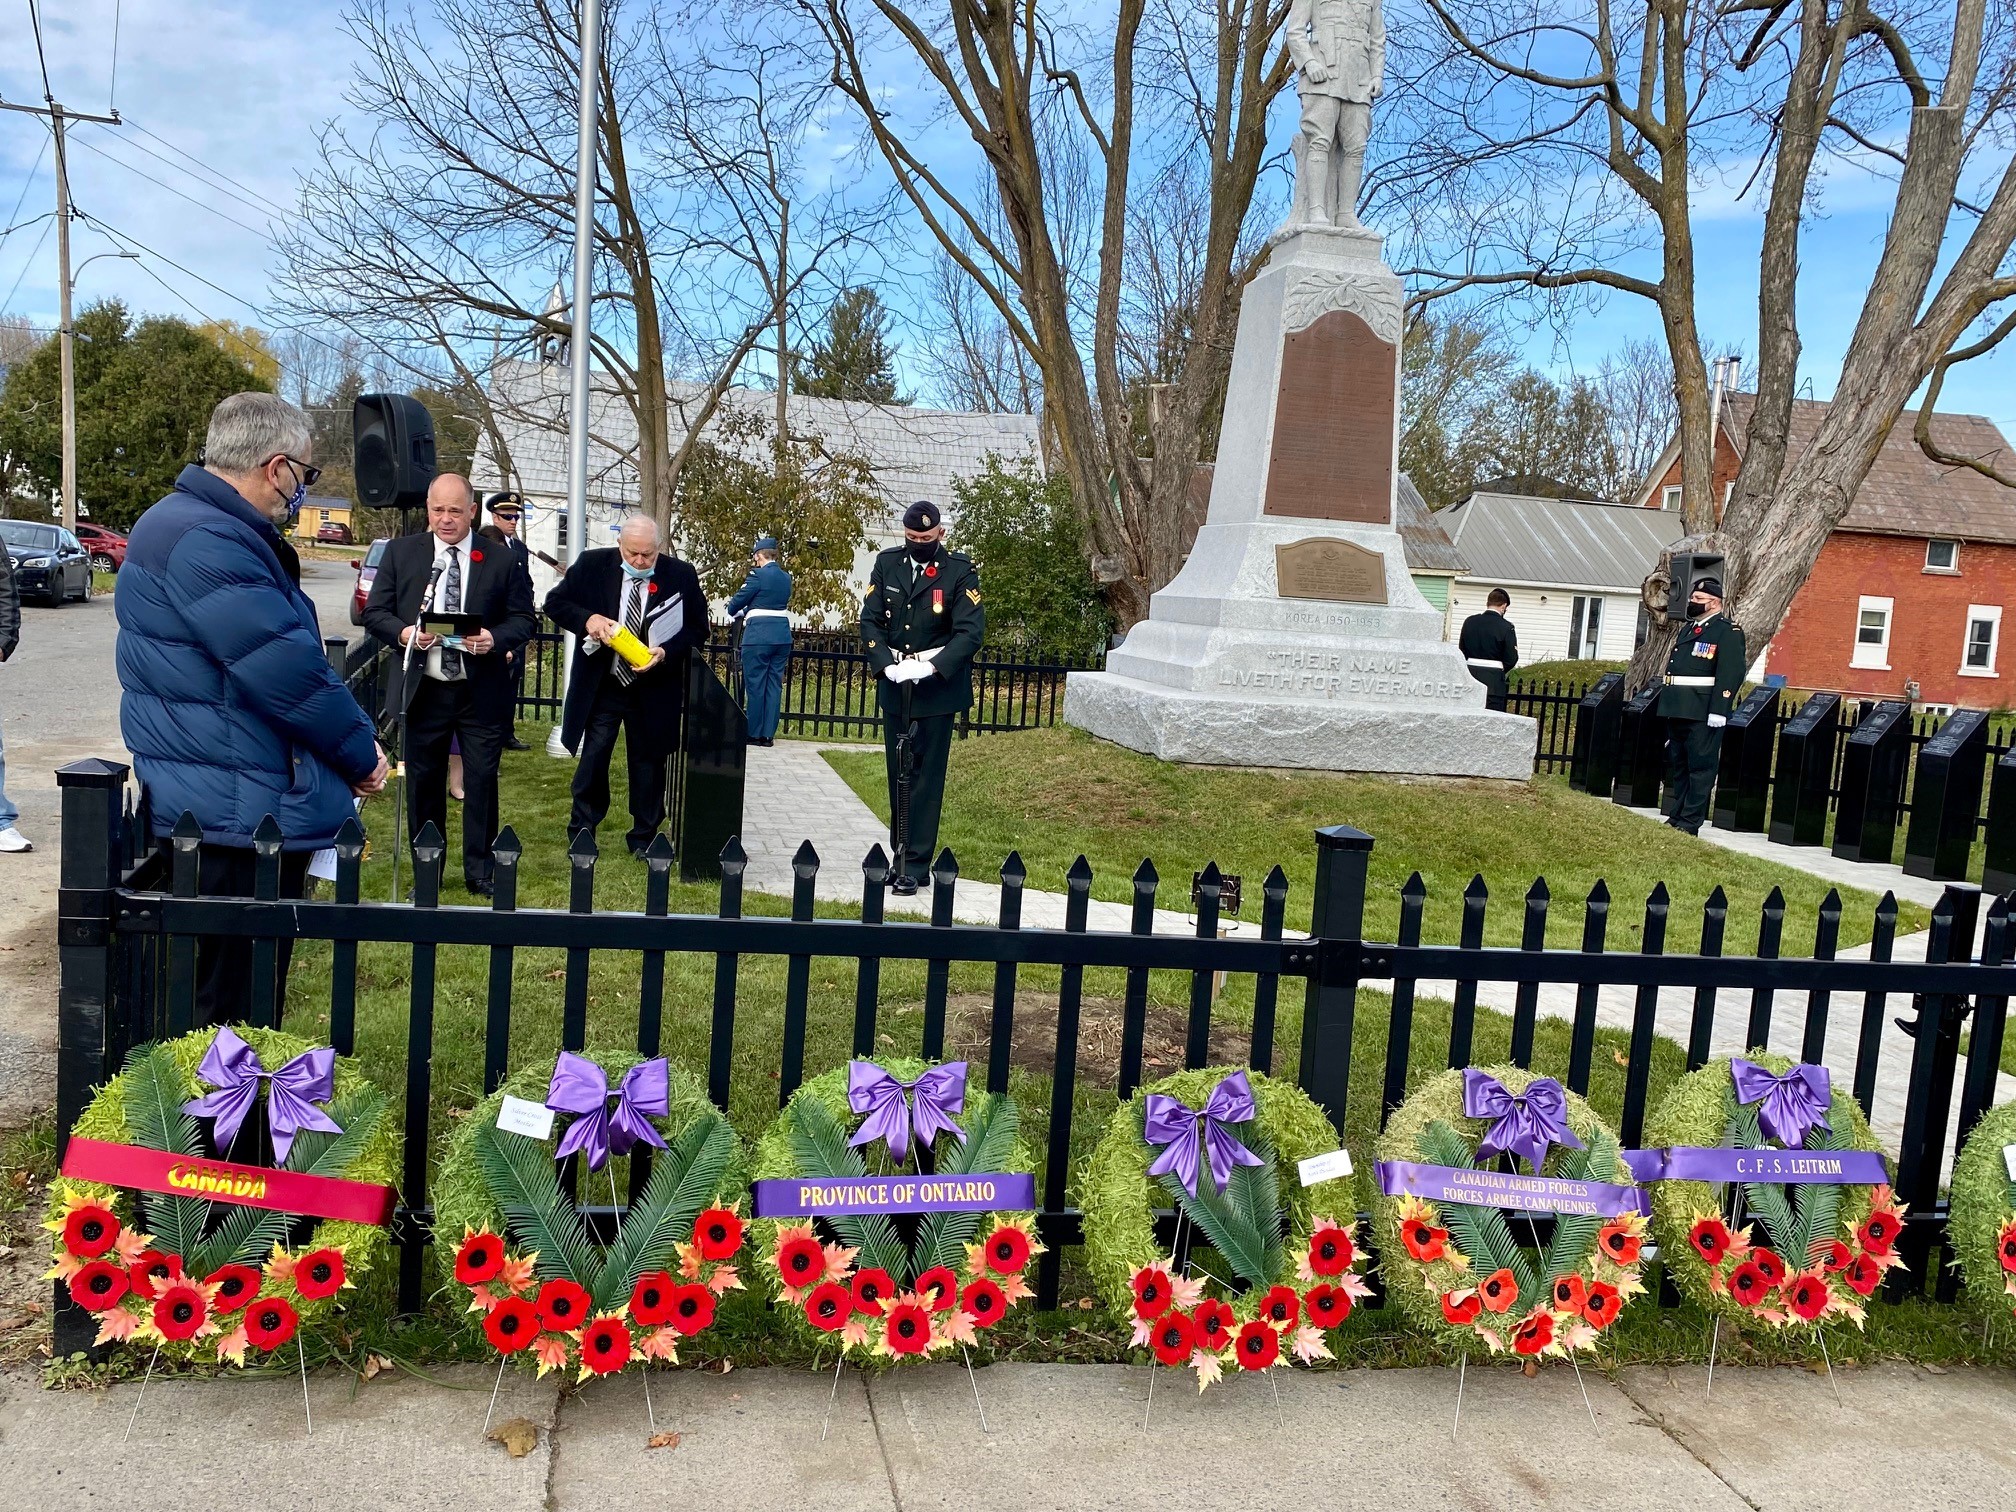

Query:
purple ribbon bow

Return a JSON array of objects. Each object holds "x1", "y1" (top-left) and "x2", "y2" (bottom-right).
[
  {"x1": 846, "y1": 1061, "x2": 969, "y2": 1166},
  {"x1": 1143, "y1": 1070, "x2": 1267, "y2": 1199},
  {"x1": 1730, "y1": 1058, "x2": 1832, "y2": 1149},
  {"x1": 1462, "y1": 1069, "x2": 1583, "y2": 1173},
  {"x1": 545, "y1": 1053, "x2": 671, "y2": 1173},
  {"x1": 181, "y1": 1026, "x2": 342, "y2": 1164}
]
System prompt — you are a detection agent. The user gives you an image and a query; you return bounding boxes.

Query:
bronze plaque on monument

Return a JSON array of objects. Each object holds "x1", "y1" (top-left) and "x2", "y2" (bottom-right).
[
  {"x1": 1275, "y1": 538, "x2": 1387, "y2": 604},
  {"x1": 1263, "y1": 308, "x2": 1395, "y2": 524}
]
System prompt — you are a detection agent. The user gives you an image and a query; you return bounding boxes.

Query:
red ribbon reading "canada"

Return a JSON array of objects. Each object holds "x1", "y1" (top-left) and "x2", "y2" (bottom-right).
[{"x1": 61, "y1": 1137, "x2": 396, "y2": 1226}]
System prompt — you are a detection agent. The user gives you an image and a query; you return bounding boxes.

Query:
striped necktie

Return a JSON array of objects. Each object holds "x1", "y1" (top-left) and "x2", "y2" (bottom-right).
[
  {"x1": 614, "y1": 576, "x2": 646, "y2": 686},
  {"x1": 440, "y1": 546, "x2": 465, "y2": 680}
]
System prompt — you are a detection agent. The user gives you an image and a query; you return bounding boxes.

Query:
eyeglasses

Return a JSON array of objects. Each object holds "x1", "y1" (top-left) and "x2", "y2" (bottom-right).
[
  {"x1": 268, "y1": 454, "x2": 323, "y2": 488},
  {"x1": 492, "y1": 511, "x2": 522, "y2": 521}
]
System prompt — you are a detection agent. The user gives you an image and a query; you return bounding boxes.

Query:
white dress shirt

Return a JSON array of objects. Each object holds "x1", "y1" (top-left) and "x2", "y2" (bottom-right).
[{"x1": 422, "y1": 535, "x2": 478, "y2": 682}]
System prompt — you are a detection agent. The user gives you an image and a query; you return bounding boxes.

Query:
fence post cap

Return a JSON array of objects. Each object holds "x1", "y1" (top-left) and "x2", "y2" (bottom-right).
[
  {"x1": 1313, "y1": 824, "x2": 1374, "y2": 852},
  {"x1": 56, "y1": 757, "x2": 130, "y2": 787}
]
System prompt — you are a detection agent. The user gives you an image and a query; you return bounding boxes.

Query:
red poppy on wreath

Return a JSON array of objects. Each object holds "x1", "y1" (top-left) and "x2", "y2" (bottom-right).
[
  {"x1": 1304, "y1": 1283, "x2": 1352, "y2": 1329},
  {"x1": 1400, "y1": 1211, "x2": 1448, "y2": 1263},
  {"x1": 205, "y1": 1263, "x2": 261, "y2": 1315},
  {"x1": 454, "y1": 1227, "x2": 506, "y2": 1286},
  {"x1": 1728, "y1": 1261, "x2": 1773, "y2": 1308},
  {"x1": 1858, "y1": 1210, "x2": 1900, "y2": 1256},
  {"x1": 1511, "y1": 1310, "x2": 1554, "y2": 1356},
  {"x1": 580, "y1": 1315, "x2": 632, "y2": 1375},
  {"x1": 984, "y1": 1224, "x2": 1032, "y2": 1275},
  {"x1": 62, "y1": 1204, "x2": 120, "y2": 1260},
  {"x1": 153, "y1": 1282, "x2": 209, "y2": 1343},
  {"x1": 629, "y1": 1270, "x2": 675, "y2": 1328},
  {"x1": 777, "y1": 1234, "x2": 825, "y2": 1289},
  {"x1": 806, "y1": 1282, "x2": 854, "y2": 1333},
  {"x1": 1306, "y1": 1222, "x2": 1354, "y2": 1277},
  {"x1": 484, "y1": 1296, "x2": 539, "y2": 1353},
  {"x1": 1259, "y1": 1285, "x2": 1300, "y2": 1328},
  {"x1": 1689, "y1": 1216, "x2": 1734, "y2": 1265},
  {"x1": 535, "y1": 1277, "x2": 591, "y2": 1331},
  {"x1": 883, "y1": 1301, "x2": 932, "y2": 1355},
  {"x1": 667, "y1": 1283, "x2": 717, "y2": 1337},
  {"x1": 1192, "y1": 1298, "x2": 1234, "y2": 1350},
  {"x1": 245, "y1": 1296, "x2": 299, "y2": 1351},
  {"x1": 1581, "y1": 1281, "x2": 1622, "y2": 1330},
  {"x1": 1998, "y1": 1220, "x2": 2016, "y2": 1274},
  {"x1": 129, "y1": 1249, "x2": 182, "y2": 1300},
  {"x1": 1478, "y1": 1267, "x2": 1518, "y2": 1314},
  {"x1": 914, "y1": 1266, "x2": 960, "y2": 1313},
  {"x1": 694, "y1": 1207, "x2": 743, "y2": 1262},
  {"x1": 851, "y1": 1268, "x2": 894, "y2": 1318},
  {"x1": 1817, "y1": 1239, "x2": 1853, "y2": 1274},
  {"x1": 1131, "y1": 1265, "x2": 1174, "y2": 1321},
  {"x1": 1784, "y1": 1270, "x2": 1830, "y2": 1322},
  {"x1": 69, "y1": 1259, "x2": 130, "y2": 1312},
  {"x1": 1843, "y1": 1252, "x2": 1882, "y2": 1297},
  {"x1": 1597, "y1": 1221, "x2": 1643, "y2": 1265},
  {"x1": 293, "y1": 1247, "x2": 347, "y2": 1301},
  {"x1": 961, "y1": 1278, "x2": 1007, "y2": 1329},
  {"x1": 1440, "y1": 1291, "x2": 1482, "y2": 1327},
  {"x1": 1749, "y1": 1247, "x2": 1787, "y2": 1287},
  {"x1": 1151, "y1": 1310, "x2": 1195, "y2": 1367},
  {"x1": 1233, "y1": 1319, "x2": 1280, "y2": 1371},
  {"x1": 1550, "y1": 1275, "x2": 1587, "y2": 1314}
]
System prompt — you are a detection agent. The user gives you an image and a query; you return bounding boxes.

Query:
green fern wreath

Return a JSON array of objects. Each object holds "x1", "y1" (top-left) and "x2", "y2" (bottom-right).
[{"x1": 1949, "y1": 1098, "x2": 2016, "y2": 1323}]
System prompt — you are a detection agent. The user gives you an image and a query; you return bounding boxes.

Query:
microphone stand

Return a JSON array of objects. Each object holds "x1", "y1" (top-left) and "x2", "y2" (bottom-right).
[{"x1": 390, "y1": 560, "x2": 444, "y2": 903}]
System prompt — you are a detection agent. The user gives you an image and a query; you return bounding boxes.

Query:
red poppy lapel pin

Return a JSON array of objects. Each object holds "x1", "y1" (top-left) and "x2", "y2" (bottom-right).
[
  {"x1": 924, "y1": 562, "x2": 938, "y2": 579},
  {"x1": 470, "y1": 549, "x2": 484, "y2": 563},
  {"x1": 649, "y1": 582, "x2": 659, "y2": 595}
]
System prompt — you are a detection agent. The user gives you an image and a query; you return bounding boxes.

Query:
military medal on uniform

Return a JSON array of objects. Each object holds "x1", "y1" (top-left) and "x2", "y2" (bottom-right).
[{"x1": 932, "y1": 588, "x2": 943, "y2": 615}]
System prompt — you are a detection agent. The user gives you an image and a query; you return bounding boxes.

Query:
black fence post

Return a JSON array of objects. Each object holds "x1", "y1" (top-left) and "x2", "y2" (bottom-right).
[
  {"x1": 1300, "y1": 825, "x2": 1371, "y2": 1137},
  {"x1": 53, "y1": 757, "x2": 130, "y2": 1358},
  {"x1": 1892, "y1": 884, "x2": 1980, "y2": 1297}
]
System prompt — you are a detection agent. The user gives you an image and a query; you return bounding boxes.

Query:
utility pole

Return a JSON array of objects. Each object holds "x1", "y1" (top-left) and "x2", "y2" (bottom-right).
[{"x1": 0, "y1": 96, "x2": 123, "y2": 531}]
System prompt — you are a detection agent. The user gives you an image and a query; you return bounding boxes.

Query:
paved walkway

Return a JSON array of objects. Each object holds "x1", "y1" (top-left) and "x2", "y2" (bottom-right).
[
  {"x1": 2, "y1": 1360, "x2": 2008, "y2": 1511},
  {"x1": 740, "y1": 745, "x2": 2016, "y2": 1166}
]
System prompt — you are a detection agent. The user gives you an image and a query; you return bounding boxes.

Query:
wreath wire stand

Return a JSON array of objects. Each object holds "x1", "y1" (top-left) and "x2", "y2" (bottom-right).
[{"x1": 1137, "y1": 1207, "x2": 1291, "y2": 1433}]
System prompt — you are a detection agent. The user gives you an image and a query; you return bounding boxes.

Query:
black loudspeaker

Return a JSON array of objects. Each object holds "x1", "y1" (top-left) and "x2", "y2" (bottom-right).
[
  {"x1": 1666, "y1": 550, "x2": 1727, "y2": 621},
  {"x1": 353, "y1": 394, "x2": 438, "y2": 510}
]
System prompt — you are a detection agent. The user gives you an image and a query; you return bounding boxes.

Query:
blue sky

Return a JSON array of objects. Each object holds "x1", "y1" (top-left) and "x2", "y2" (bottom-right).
[{"x1": 3, "y1": 0, "x2": 2009, "y2": 435}]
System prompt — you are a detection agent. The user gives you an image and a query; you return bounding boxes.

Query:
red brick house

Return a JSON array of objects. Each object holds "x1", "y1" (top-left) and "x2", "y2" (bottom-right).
[{"x1": 1629, "y1": 394, "x2": 2016, "y2": 709}]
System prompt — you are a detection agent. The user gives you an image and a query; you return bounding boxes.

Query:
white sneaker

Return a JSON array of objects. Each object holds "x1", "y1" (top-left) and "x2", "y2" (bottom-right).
[{"x1": 0, "y1": 828, "x2": 32, "y2": 853}]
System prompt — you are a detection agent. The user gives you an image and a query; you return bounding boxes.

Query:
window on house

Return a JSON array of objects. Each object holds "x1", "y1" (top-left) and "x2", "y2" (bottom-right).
[
  {"x1": 1568, "y1": 595, "x2": 1604, "y2": 659},
  {"x1": 1926, "y1": 538, "x2": 1959, "y2": 571},
  {"x1": 1851, "y1": 595, "x2": 1893, "y2": 670},
  {"x1": 1661, "y1": 485, "x2": 1683, "y2": 511},
  {"x1": 1962, "y1": 605, "x2": 2001, "y2": 676},
  {"x1": 556, "y1": 512, "x2": 569, "y2": 550}
]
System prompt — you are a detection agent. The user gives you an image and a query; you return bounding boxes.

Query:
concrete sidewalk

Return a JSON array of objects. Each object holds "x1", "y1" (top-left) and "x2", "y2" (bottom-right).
[{"x1": 2, "y1": 1360, "x2": 2009, "y2": 1511}]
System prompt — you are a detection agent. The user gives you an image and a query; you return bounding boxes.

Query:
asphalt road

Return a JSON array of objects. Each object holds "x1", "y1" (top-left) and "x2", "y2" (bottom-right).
[{"x1": 0, "y1": 558, "x2": 364, "y2": 1123}]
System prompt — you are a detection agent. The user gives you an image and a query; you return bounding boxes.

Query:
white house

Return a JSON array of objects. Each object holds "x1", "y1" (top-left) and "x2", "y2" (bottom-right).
[
  {"x1": 1435, "y1": 492, "x2": 1684, "y2": 663},
  {"x1": 472, "y1": 358, "x2": 1042, "y2": 610}
]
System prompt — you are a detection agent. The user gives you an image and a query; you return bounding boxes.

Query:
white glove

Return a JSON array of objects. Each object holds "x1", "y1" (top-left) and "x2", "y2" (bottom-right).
[
  {"x1": 897, "y1": 660, "x2": 934, "y2": 684},
  {"x1": 1707, "y1": 714, "x2": 1727, "y2": 729},
  {"x1": 880, "y1": 660, "x2": 902, "y2": 681}
]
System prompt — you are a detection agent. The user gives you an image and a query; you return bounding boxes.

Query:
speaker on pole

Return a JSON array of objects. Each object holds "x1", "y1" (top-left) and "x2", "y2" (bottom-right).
[{"x1": 353, "y1": 394, "x2": 438, "y2": 513}]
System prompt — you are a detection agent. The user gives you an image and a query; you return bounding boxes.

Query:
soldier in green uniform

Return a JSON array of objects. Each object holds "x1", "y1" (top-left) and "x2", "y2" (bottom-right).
[
  {"x1": 1656, "y1": 576, "x2": 1745, "y2": 835},
  {"x1": 860, "y1": 500, "x2": 985, "y2": 894}
]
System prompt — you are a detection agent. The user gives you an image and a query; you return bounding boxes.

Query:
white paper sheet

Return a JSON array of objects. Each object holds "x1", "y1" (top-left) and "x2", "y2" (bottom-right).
[{"x1": 647, "y1": 597, "x2": 685, "y2": 649}]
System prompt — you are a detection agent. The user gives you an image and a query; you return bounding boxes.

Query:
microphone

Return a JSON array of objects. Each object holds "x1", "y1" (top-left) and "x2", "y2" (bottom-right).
[{"x1": 404, "y1": 557, "x2": 449, "y2": 673}]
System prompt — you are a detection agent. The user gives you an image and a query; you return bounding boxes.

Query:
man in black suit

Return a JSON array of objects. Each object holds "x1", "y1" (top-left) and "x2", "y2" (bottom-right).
[
  {"x1": 364, "y1": 474, "x2": 536, "y2": 895},
  {"x1": 1458, "y1": 588, "x2": 1519, "y2": 711},
  {"x1": 543, "y1": 514, "x2": 708, "y2": 856},
  {"x1": 480, "y1": 492, "x2": 560, "y2": 752}
]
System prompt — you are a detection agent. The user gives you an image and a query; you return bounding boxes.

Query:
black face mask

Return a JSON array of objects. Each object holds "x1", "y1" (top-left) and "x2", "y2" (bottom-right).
[
  {"x1": 1688, "y1": 599, "x2": 1712, "y2": 620},
  {"x1": 906, "y1": 538, "x2": 940, "y2": 564}
]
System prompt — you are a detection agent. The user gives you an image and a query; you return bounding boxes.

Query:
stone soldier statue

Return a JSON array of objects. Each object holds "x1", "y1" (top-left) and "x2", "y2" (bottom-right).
[
  {"x1": 1656, "y1": 576, "x2": 1746, "y2": 835},
  {"x1": 1284, "y1": 0, "x2": 1384, "y2": 231}
]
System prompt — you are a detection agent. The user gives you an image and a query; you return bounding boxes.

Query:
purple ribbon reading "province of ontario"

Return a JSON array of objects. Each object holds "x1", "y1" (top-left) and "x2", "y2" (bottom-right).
[
  {"x1": 750, "y1": 1173, "x2": 1037, "y2": 1219},
  {"x1": 1619, "y1": 1146, "x2": 1889, "y2": 1185},
  {"x1": 1376, "y1": 1160, "x2": 1650, "y2": 1217}
]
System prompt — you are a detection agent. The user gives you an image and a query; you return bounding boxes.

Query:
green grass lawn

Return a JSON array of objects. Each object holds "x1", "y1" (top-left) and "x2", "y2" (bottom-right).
[{"x1": 824, "y1": 727, "x2": 1926, "y2": 952}]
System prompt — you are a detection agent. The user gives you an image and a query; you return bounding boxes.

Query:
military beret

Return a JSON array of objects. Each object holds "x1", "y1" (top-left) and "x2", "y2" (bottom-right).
[
  {"x1": 1692, "y1": 577, "x2": 1724, "y2": 599},
  {"x1": 902, "y1": 500, "x2": 942, "y2": 531}
]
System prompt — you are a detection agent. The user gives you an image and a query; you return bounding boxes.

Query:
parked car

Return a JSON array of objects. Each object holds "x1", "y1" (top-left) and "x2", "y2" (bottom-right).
[
  {"x1": 351, "y1": 536, "x2": 390, "y2": 625},
  {"x1": 0, "y1": 519, "x2": 92, "y2": 606},
  {"x1": 75, "y1": 521, "x2": 129, "y2": 572},
  {"x1": 316, "y1": 520, "x2": 354, "y2": 545}
]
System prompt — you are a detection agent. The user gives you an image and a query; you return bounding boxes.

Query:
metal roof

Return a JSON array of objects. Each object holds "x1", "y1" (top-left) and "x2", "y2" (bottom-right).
[
  {"x1": 1395, "y1": 474, "x2": 1467, "y2": 574},
  {"x1": 474, "y1": 360, "x2": 1042, "y2": 532},
  {"x1": 1435, "y1": 492, "x2": 1684, "y2": 592}
]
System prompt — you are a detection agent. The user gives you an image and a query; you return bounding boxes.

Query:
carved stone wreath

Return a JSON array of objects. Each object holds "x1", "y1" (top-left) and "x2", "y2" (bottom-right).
[{"x1": 1281, "y1": 269, "x2": 1402, "y2": 344}]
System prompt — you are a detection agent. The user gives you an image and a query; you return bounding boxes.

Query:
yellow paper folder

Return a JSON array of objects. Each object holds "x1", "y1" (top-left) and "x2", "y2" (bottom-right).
[{"x1": 608, "y1": 627, "x2": 654, "y2": 669}]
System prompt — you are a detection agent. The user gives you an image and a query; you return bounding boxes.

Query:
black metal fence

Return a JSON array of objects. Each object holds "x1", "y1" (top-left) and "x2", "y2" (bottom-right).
[{"x1": 53, "y1": 759, "x2": 2016, "y2": 1352}]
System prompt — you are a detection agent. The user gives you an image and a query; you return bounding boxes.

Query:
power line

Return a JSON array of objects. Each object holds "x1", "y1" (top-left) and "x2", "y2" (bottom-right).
[
  {"x1": 121, "y1": 116, "x2": 269, "y2": 206},
  {"x1": 109, "y1": 0, "x2": 123, "y2": 113},
  {"x1": 1, "y1": 134, "x2": 50, "y2": 247},
  {"x1": 25, "y1": 0, "x2": 53, "y2": 99},
  {"x1": 0, "y1": 215, "x2": 52, "y2": 310},
  {"x1": 85, "y1": 124, "x2": 271, "y2": 221},
  {"x1": 67, "y1": 135, "x2": 271, "y2": 237}
]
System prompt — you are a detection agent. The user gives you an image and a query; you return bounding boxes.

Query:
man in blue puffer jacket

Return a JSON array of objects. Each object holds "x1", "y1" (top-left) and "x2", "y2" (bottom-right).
[{"x1": 117, "y1": 391, "x2": 388, "y2": 1024}]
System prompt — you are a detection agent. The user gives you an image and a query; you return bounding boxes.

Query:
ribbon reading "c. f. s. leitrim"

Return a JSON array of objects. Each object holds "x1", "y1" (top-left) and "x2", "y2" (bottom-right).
[
  {"x1": 847, "y1": 1061, "x2": 969, "y2": 1167},
  {"x1": 181, "y1": 1026, "x2": 342, "y2": 1163},
  {"x1": 1461, "y1": 1070, "x2": 1582, "y2": 1174},
  {"x1": 1730, "y1": 1058, "x2": 1832, "y2": 1149},
  {"x1": 1144, "y1": 1070, "x2": 1266, "y2": 1198},
  {"x1": 545, "y1": 1053, "x2": 670, "y2": 1173}
]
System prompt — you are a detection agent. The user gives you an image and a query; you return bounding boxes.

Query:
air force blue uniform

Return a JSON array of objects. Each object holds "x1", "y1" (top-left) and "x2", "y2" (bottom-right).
[{"x1": 728, "y1": 559, "x2": 794, "y2": 741}]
